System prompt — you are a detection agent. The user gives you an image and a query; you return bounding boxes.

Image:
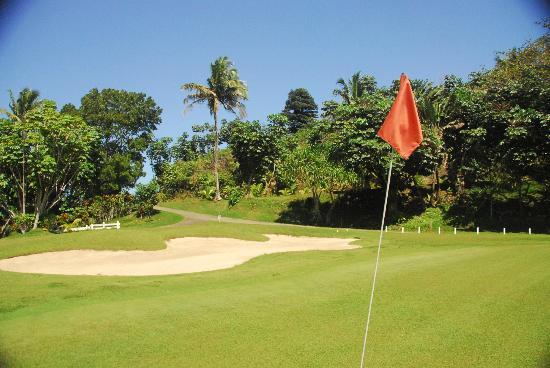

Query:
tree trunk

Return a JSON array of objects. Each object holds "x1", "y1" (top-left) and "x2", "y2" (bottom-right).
[
  {"x1": 32, "y1": 193, "x2": 46, "y2": 230},
  {"x1": 435, "y1": 167, "x2": 440, "y2": 203},
  {"x1": 517, "y1": 179, "x2": 522, "y2": 218},
  {"x1": 21, "y1": 167, "x2": 26, "y2": 215},
  {"x1": 431, "y1": 168, "x2": 437, "y2": 207},
  {"x1": 311, "y1": 190, "x2": 322, "y2": 224},
  {"x1": 213, "y1": 110, "x2": 222, "y2": 201},
  {"x1": 326, "y1": 199, "x2": 336, "y2": 225},
  {"x1": 21, "y1": 129, "x2": 27, "y2": 215},
  {"x1": 0, "y1": 218, "x2": 10, "y2": 237},
  {"x1": 32, "y1": 210, "x2": 40, "y2": 230}
]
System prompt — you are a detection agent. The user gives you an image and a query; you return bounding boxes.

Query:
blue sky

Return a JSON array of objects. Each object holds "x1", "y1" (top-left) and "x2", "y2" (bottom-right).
[{"x1": 0, "y1": 0, "x2": 547, "y2": 179}]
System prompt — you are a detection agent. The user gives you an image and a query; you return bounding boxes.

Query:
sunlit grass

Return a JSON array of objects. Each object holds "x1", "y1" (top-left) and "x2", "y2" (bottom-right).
[{"x1": 0, "y1": 213, "x2": 548, "y2": 367}]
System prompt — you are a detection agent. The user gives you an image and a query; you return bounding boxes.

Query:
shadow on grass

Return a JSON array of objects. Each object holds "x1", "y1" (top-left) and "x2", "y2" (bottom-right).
[
  {"x1": 275, "y1": 189, "x2": 426, "y2": 229},
  {"x1": 444, "y1": 195, "x2": 550, "y2": 232}
]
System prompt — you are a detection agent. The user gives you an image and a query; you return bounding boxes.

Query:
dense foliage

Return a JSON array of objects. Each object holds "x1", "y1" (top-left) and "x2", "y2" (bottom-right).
[
  {"x1": 0, "y1": 101, "x2": 98, "y2": 231},
  {"x1": 0, "y1": 89, "x2": 163, "y2": 236},
  {"x1": 1, "y1": 28, "x2": 549, "y2": 235},
  {"x1": 282, "y1": 88, "x2": 318, "y2": 132},
  {"x1": 79, "y1": 88, "x2": 163, "y2": 195},
  {"x1": 181, "y1": 56, "x2": 248, "y2": 201}
]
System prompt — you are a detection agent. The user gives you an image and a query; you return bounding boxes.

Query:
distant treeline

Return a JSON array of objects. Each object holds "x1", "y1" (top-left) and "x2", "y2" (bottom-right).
[{"x1": 1, "y1": 25, "x2": 548, "y2": 235}]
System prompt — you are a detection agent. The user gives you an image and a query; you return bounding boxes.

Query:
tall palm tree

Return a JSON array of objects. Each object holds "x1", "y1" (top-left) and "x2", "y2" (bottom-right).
[
  {"x1": 8, "y1": 88, "x2": 41, "y2": 121},
  {"x1": 416, "y1": 87, "x2": 450, "y2": 205},
  {"x1": 333, "y1": 71, "x2": 376, "y2": 104},
  {"x1": 181, "y1": 57, "x2": 248, "y2": 201}
]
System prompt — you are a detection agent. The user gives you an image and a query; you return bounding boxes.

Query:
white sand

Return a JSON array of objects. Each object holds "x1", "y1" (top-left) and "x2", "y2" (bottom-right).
[{"x1": 0, "y1": 234, "x2": 358, "y2": 276}]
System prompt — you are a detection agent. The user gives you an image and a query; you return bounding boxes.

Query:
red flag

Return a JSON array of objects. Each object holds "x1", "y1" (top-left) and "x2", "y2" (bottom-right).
[{"x1": 377, "y1": 74, "x2": 423, "y2": 159}]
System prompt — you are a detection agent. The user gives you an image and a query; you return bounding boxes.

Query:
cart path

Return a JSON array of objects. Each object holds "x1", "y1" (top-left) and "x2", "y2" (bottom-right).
[{"x1": 155, "y1": 205, "x2": 290, "y2": 227}]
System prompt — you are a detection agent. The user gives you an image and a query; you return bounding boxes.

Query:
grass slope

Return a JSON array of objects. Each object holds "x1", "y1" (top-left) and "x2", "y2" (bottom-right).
[
  {"x1": 160, "y1": 195, "x2": 306, "y2": 222},
  {"x1": 0, "y1": 217, "x2": 548, "y2": 367}
]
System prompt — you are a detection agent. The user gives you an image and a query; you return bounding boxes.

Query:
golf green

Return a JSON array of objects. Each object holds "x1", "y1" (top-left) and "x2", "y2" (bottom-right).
[{"x1": 0, "y1": 217, "x2": 548, "y2": 367}]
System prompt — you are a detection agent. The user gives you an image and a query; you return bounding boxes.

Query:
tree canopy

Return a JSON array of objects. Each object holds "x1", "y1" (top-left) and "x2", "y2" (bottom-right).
[
  {"x1": 2, "y1": 26, "x2": 549, "y2": 235},
  {"x1": 0, "y1": 101, "x2": 98, "y2": 229},
  {"x1": 79, "y1": 88, "x2": 163, "y2": 194},
  {"x1": 282, "y1": 88, "x2": 318, "y2": 132}
]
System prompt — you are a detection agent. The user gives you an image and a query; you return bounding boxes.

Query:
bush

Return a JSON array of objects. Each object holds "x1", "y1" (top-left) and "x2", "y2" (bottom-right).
[
  {"x1": 158, "y1": 149, "x2": 238, "y2": 199},
  {"x1": 249, "y1": 183, "x2": 264, "y2": 197},
  {"x1": 11, "y1": 213, "x2": 35, "y2": 234},
  {"x1": 158, "y1": 160, "x2": 195, "y2": 196},
  {"x1": 395, "y1": 207, "x2": 449, "y2": 231},
  {"x1": 134, "y1": 181, "x2": 160, "y2": 218},
  {"x1": 226, "y1": 186, "x2": 244, "y2": 207},
  {"x1": 42, "y1": 214, "x2": 64, "y2": 233},
  {"x1": 198, "y1": 186, "x2": 216, "y2": 200}
]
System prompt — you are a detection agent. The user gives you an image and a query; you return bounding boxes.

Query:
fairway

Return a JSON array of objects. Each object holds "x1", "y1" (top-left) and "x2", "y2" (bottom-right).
[{"x1": 0, "y1": 215, "x2": 548, "y2": 367}]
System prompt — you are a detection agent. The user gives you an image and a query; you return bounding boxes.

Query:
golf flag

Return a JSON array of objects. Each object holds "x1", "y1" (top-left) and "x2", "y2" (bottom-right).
[{"x1": 377, "y1": 74, "x2": 422, "y2": 159}]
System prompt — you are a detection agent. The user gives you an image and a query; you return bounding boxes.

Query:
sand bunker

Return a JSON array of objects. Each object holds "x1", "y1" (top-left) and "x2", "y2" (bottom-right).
[{"x1": 0, "y1": 235, "x2": 358, "y2": 276}]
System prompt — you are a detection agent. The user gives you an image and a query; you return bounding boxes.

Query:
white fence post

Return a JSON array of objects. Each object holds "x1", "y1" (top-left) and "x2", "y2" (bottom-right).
[
  {"x1": 528, "y1": 227, "x2": 531, "y2": 235},
  {"x1": 385, "y1": 226, "x2": 388, "y2": 232},
  {"x1": 476, "y1": 227, "x2": 479, "y2": 235},
  {"x1": 503, "y1": 228, "x2": 506, "y2": 235},
  {"x1": 454, "y1": 227, "x2": 457, "y2": 235},
  {"x1": 71, "y1": 221, "x2": 120, "y2": 232},
  {"x1": 438, "y1": 227, "x2": 441, "y2": 235},
  {"x1": 417, "y1": 227, "x2": 421, "y2": 234},
  {"x1": 401, "y1": 227, "x2": 404, "y2": 233}
]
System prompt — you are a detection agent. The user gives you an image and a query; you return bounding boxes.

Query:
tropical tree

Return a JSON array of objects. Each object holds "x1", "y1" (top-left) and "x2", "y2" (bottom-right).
[
  {"x1": 222, "y1": 118, "x2": 287, "y2": 185},
  {"x1": 181, "y1": 56, "x2": 248, "y2": 201},
  {"x1": 0, "y1": 101, "x2": 98, "y2": 229},
  {"x1": 79, "y1": 88, "x2": 163, "y2": 195},
  {"x1": 415, "y1": 85, "x2": 450, "y2": 204},
  {"x1": 332, "y1": 72, "x2": 376, "y2": 104},
  {"x1": 279, "y1": 144, "x2": 357, "y2": 224},
  {"x1": 7, "y1": 88, "x2": 41, "y2": 121},
  {"x1": 171, "y1": 132, "x2": 198, "y2": 162},
  {"x1": 147, "y1": 137, "x2": 173, "y2": 177},
  {"x1": 0, "y1": 88, "x2": 42, "y2": 217},
  {"x1": 282, "y1": 88, "x2": 318, "y2": 132}
]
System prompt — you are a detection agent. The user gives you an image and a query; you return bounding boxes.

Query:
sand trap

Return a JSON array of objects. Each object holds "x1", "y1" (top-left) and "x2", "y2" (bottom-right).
[{"x1": 0, "y1": 235, "x2": 358, "y2": 276}]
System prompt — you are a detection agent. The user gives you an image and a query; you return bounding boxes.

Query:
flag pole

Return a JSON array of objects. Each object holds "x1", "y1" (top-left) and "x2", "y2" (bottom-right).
[{"x1": 359, "y1": 159, "x2": 393, "y2": 368}]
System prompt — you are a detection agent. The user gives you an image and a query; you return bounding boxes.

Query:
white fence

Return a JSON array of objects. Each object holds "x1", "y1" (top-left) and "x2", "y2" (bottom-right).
[
  {"x1": 70, "y1": 221, "x2": 120, "y2": 232},
  {"x1": 393, "y1": 226, "x2": 534, "y2": 235}
]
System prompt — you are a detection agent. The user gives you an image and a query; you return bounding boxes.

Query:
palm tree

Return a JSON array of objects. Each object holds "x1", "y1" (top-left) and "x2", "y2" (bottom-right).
[
  {"x1": 333, "y1": 72, "x2": 376, "y2": 104},
  {"x1": 7, "y1": 88, "x2": 41, "y2": 121},
  {"x1": 416, "y1": 87, "x2": 450, "y2": 205},
  {"x1": 182, "y1": 57, "x2": 247, "y2": 201}
]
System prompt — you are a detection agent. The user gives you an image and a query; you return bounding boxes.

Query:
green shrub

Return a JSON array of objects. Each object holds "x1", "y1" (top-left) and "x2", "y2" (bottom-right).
[
  {"x1": 11, "y1": 213, "x2": 35, "y2": 234},
  {"x1": 395, "y1": 207, "x2": 449, "y2": 231},
  {"x1": 226, "y1": 186, "x2": 244, "y2": 207},
  {"x1": 199, "y1": 186, "x2": 216, "y2": 200},
  {"x1": 249, "y1": 183, "x2": 264, "y2": 197},
  {"x1": 134, "y1": 181, "x2": 160, "y2": 218}
]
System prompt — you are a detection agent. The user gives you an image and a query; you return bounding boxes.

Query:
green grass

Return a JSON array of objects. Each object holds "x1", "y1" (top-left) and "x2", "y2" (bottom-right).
[
  {"x1": 119, "y1": 210, "x2": 183, "y2": 228},
  {"x1": 0, "y1": 215, "x2": 549, "y2": 367},
  {"x1": 160, "y1": 194, "x2": 310, "y2": 222}
]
